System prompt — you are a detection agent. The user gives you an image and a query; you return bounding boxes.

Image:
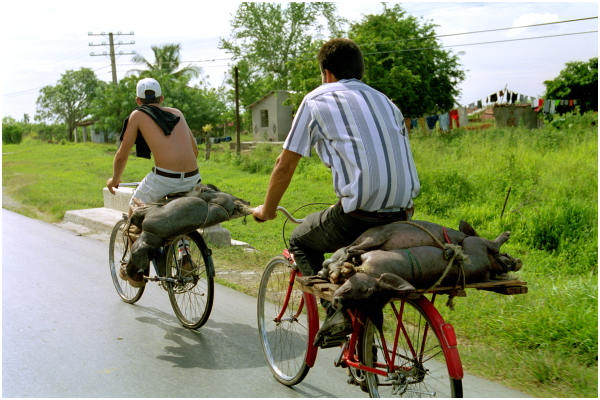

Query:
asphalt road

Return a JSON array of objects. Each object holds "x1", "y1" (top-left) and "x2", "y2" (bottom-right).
[{"x1": 2, "y1": 209, "x2": 529, "y2": 397}]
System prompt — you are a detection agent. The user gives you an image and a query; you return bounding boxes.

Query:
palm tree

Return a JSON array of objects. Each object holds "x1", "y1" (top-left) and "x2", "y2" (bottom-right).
[{"x1": 129, "y1": 43, "x2": 200, "y2": 80}]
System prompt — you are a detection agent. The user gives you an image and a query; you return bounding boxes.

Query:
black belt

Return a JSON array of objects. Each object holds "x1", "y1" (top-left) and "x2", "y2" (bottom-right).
[
  {"x1": 348, "y1": 207, "x2": 409, "y2": 220},
  {"x1": 152, "y1": 167, "x2": 199, "y2": 179}
]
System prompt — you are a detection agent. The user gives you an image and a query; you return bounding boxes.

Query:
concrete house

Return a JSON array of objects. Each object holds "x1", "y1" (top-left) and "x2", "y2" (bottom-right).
[{"x1": 249, "y1": 90, "x2": 293, "y2": 141}]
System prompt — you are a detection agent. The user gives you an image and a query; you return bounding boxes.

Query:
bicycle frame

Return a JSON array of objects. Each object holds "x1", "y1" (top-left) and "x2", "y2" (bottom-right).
[
  {"x1": 271, "y1": 206, "x2": 463, "y2": 386},
  {"x1": 337, "y1": 295, "x2": 463, "y2": 381},
  {"x1": 280, "y1": 248, "x2": 320, "y2": 368}
]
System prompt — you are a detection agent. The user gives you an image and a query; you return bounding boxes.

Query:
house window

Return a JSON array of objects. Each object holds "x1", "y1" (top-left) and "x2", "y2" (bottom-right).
[{"x1": 260, "y1": 110, "x2": 269, "y2": 127}]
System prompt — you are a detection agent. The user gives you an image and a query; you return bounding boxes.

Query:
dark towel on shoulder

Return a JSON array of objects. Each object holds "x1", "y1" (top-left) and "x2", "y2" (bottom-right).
[{"x1": 119, "y1": 105, "x2": 181, "y2": 159}]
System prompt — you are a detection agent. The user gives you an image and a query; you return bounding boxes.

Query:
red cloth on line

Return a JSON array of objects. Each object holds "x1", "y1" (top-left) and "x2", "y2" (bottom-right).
[
  {"x1": 449, "y1": 109, "x2": 459, "y2": 129},
  {"x1": 535, "y1": 98, "x2": 544, "y2": 112}
]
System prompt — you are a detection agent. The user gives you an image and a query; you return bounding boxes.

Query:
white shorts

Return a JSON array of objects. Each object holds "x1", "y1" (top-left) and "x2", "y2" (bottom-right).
[{"x1": 130, "y1": 166, "x2": 201, "y2": 206}]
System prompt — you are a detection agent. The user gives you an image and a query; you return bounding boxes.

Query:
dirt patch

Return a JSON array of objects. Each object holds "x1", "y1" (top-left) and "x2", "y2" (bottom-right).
[{"x1": 212, "y1": 255, "x2": 263, "y2": 296}]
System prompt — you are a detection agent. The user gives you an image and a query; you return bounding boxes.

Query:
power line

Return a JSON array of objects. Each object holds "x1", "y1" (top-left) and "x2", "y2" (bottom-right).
[
  {"x1": 88, "y1": 31, "x2": 136, "y2": 84},
  {"x1": 364, "y1": 16, "x2": 598, "y2": 47},
  {"x1": 363, "y1": 30, "x2": 598, "y2": 55}
]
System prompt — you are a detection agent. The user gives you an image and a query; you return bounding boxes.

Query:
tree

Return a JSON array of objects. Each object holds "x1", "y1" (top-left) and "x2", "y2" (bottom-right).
[
  {"x1": 219, "y1": 2, "x2": 344, "y2": 107},
  {"x1": 544, "y1": 57, "x2": 598, "y2": 112},
  {"x1": 130, "y1": 43, "x2": 200, "y2": 80},
  {"x1": 2, "y1": 117, "x2": 24, "y2": 144},
  {"x1": 91, "y1": 72, "x2": 227, "y2": 140},
  {"x1": 36, "y1": 68, "x2": 102, "y2": 141},
  {"x1": 349, "y1": 4, "x2": 465, "y2": 117}
]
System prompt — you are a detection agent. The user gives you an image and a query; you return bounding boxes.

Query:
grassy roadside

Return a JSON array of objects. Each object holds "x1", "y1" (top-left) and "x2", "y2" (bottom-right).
[{"x1": 2, "y1": 112, "x2": 598, "y2": 397}]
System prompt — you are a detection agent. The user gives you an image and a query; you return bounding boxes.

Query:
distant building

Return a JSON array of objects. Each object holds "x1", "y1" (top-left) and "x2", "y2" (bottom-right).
[
  {"x1": 248, "y1": 91, "x2": 293, "y2": 141},
  {"x1": 493, "y1": 104, "x2": 539, "y2": 129}
]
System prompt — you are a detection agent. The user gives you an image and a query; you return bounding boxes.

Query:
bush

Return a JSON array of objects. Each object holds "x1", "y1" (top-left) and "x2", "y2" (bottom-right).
[{"x1": 2, "y1": 118, "x2": 24, "y2": 144}]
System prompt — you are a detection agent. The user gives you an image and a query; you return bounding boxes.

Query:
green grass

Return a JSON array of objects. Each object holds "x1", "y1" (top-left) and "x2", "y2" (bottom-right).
[{"x1": 2, "y1": 112, "x2": 597, "y2": 397}]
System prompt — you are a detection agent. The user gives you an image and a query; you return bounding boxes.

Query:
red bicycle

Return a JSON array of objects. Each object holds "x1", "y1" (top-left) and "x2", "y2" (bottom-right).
[{"x1": 256, "y1": 206, "x2": 526, "y2": 397}]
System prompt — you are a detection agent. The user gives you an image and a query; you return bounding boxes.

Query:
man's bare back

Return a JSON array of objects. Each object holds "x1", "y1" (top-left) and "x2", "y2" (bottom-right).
[{"x1": 128, "y1": 106, "x2": 198, "y2": 172}]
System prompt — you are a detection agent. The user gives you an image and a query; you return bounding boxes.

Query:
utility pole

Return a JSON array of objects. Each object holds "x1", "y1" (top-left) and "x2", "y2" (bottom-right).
[
  {"x1": 234, "y1": 66, "x2": 241, "y2": 156},
  {"x1": 88, "y1": 31, "x2": 135, "y2": 84}
]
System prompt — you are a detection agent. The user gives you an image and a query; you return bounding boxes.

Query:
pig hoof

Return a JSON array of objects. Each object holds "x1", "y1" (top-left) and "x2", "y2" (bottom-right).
[
  {"x1": 340, "y1": 262, "x2": 356, "y2": 279},
  {"x1": 317, "y1": 268, "x2": 329, "y2": 280}
]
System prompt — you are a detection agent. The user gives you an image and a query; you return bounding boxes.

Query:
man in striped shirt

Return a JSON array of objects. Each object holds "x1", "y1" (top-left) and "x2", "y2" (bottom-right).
[{"x1": 253, "y1": 38, "x2": 420, "y2": 281}]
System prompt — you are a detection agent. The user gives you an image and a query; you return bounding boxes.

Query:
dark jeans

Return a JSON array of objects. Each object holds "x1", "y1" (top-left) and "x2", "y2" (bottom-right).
[{"x1": 288, "y1": 203, "x2": 409, "y2": 276}]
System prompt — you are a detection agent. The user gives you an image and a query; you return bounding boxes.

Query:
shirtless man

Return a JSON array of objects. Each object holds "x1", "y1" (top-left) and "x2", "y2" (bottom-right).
[
  {"x1": 107, "y1": 78, "x2": 200, "y2": 286},
  {"x1": 106, "y1": 77, "x2": 200, "y2": 213}
]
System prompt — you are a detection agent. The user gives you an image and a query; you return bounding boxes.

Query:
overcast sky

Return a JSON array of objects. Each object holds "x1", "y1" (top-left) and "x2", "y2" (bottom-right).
[{"x1": 1, "y1": 1, "x2": 597, "y2": 119}]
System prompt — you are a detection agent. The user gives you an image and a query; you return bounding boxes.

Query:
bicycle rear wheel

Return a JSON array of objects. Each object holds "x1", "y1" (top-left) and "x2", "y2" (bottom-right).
[
  {"x1": 359, "y1": 296, "x2": 463, "y2": 398},
  {"x1": 166, "y1": 231, "x2": 214, "y2": 329},
  {"x1": 108, "y1": 219, "x2": 145, "y2": 304},
  {"x1": 257, "y1": 255, "x2": 312, "y2": 386}
]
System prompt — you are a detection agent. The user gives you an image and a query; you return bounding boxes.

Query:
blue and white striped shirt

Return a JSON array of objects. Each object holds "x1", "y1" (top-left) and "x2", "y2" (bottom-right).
[{"x1": 284, "y1": 79, "x2": 420, "y2": 213}]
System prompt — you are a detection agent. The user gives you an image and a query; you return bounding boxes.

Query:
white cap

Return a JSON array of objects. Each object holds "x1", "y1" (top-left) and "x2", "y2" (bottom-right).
[{"x1": 136, "y1": 78, "x2": 162, "y2": 99}]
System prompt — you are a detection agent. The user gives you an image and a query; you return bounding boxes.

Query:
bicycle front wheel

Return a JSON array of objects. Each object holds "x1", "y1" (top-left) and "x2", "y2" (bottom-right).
[
  {"x1": 359, "y1": 296, "x2": 463, "y2": 398},
  {"x1": 108, "y1": 219, "x2": 145, "y2": 304},
  {"x1": 166, "y1": 231, "x2": 214, "y2": 329},
  {"x1": 257, "y1": 256, "x2": 312, "y2": 386}
]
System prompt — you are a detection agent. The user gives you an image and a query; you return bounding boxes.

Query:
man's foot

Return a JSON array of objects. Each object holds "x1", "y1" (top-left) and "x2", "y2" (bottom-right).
[
  {"x1": 119, "y1": 265, "x2": 145, "y2": 288},
  {"x1": 313, "y1": 308, "x2": 353, "y2": 348}
]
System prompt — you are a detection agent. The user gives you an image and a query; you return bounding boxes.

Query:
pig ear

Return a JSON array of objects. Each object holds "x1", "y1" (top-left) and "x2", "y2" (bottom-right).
[
  {"x1": 378, "y1": 273, "x2": 416, "y2": 293},
  {"x1": 459, "y1": 220, "x2": 478, "y2": 236}
]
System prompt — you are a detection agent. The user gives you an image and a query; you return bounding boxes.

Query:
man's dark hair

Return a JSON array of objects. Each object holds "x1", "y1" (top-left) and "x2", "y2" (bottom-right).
[
  {"x1": 139, "y1": 90, "x2": 160, "y2": 105},
  {"x1": 318, "y1": 38, "x2": 364, "y2": 80}
]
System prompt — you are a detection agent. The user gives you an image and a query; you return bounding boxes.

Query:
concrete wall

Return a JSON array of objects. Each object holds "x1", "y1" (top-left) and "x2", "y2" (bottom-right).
[{"x1": 493, "y1": 105, "x2": 538, "y2": 129}]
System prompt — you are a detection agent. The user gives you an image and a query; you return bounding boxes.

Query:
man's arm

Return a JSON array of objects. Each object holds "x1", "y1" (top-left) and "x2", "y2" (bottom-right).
[
  {"x1": 253, "y1": 149, "x2": 302, "y2": 222},
  {"x1": 106, "y1": 112, "x2": 138, "y2": 194}
]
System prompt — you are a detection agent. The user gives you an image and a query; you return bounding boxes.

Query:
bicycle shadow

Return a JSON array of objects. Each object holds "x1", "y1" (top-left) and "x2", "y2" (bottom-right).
[
  {"x1": 133, "y1": 305, "x2": 363, "y2": 398},
  {"x1": 134, "y1": 305, "x2": 304, "y2": 370}
]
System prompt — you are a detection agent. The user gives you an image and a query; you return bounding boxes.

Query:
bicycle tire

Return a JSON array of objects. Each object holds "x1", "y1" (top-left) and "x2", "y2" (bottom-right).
[
  {"x1": 166, "y1": 231, "x2": 214, "y2": 329},
  {"x1": 359, "y1": 296, "x2": 463, "y2": 398},
  {"x1": 108, "y1": 219, "x2": 145, "y2": 304},
  {"x1": 257, "y1": 255, "x2": 311, "y2": 386}
]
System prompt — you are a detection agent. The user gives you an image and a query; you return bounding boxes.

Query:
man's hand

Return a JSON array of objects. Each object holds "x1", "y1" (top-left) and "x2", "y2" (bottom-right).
[
  {"x1": 106, "y1": 177, "x2": 120, "y2": 195},
  {"x1": 252, "y1": 204, "x2": 277, "y2": 223}
]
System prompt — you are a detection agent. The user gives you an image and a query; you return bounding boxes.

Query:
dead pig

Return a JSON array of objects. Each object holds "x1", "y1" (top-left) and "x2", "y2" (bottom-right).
[
  {"x1": 320, "y1": 220, "x2": 478, "y2": 284},
  {"x1": 331, "y1": 230, "x2": 522, "y2": 311}
]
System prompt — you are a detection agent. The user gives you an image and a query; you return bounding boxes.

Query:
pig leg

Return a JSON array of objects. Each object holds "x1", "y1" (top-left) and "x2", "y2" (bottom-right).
[{"x1": 494, "y1": 231, "x2": 511, "y2": 246}]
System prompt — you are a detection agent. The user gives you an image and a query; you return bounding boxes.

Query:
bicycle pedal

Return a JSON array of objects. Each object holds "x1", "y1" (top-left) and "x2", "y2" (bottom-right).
[{"x1": 318, "y1": 334, "x2": 347, "y2": 349}]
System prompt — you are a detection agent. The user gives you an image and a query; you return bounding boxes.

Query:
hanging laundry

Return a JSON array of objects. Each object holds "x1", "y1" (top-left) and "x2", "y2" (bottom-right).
[
  {"x1": 543, "y1": 99, "x2": 551, "y2": 113},
  {"x1": 458, "y1": 106, "x2": 469, "y2": 127},
  {"x1": 425, "y1": 115, "x2": 439, "y2": 130},
  {"x1": 490, "y1": 93, "x2": 498, "y2": 102},
  {"x1": 477, "y1": 99, "x2": 483, "y2": 108},
  {"x1": 535, "y1": 98, "x2": 544, "y2": 112},
  {"x1": 449, "y1": 109, "x2": 460, "y2": 129},
  {"x1": 511, "y1": 93, "x2": 518, "y2": 104},
  {"x1": 418, "y1": 117, "x2": 426, "y2": 132},
  {"x1": 405, "y1": 117, "x2": 412, "y2": 133},
  {"x1": 569, "y1": 99, "x2": 574, "y2": 106},
  {"x1": 411, "y1": 118, "x2": 418, "y2": 129},
  {"x1": 549, "y1": 101, "x2": 556, "y2": 114},
  {"x1": 439, "y1": 113, "x2": 450, "y2": 131}
]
